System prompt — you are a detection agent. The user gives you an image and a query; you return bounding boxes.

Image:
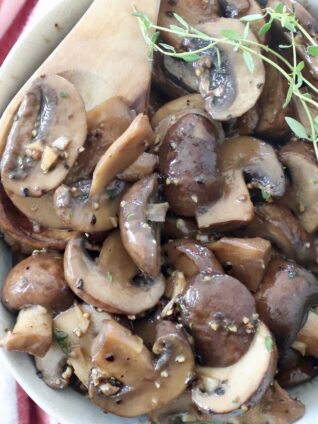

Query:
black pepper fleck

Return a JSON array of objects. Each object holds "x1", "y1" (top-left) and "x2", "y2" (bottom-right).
[
  {"x1": 76, "y1": 278, "x2": 84, "y2": 289},
  {"x1": 90, "y1": 214, "x2": 97, "y2": 225}
]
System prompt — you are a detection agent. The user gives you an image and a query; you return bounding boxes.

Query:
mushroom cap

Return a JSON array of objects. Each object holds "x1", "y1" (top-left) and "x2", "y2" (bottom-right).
[
  {"x1": 243, "y1": 204, "x2": 316, "y2": 266},
  {"x1": 163, "y1": 239, "x2": 223, "y2": 278},
  {"x1": 1, "y1": 75, "x2": 87, "y2": 197},
  {"x1": 159, "y1": 113, "x2": 222, "y2": 217},
  {"x1": 64, "y1": 232, "x2": 165, "y2": 315},
  {"x1": 196, "y1": 19, "x2": 265, "y2": 121},
  {"x1": 196, "y1": 136, "x2": 285, "y2": 230},
  {"x1": 120, "y1": 174, "x2": 162, "y2": 278},
  {"x1": 192, "y1": 322, "x2": 277, "y2": 416},
  {"x1": 179, "y1": 272, "x2": 256, "y2": 367},
  {"x1": 256, "y1": 257, "x2": 318, "y2": 351},
  {"x1": 277, "y1": 349, "x2": 318, "y2": 389},
  {"x1": 279, "y1": 140, "x2": 318, "y2": 233},
  {"x1": 1, "y1": 252, "x2": 74, "y2": 313},
  {"x1": 88, "y1": 320, "x2": 195, "y2": 417}
]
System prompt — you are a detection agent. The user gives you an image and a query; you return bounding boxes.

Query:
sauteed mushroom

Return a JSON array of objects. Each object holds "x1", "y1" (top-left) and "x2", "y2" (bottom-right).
[
  {"x1": 64, "y1": 231, "x2": 165, "y2": 314},
  {"x1": 1, "y1": 75, "x2": 87, "y2": 197},
  {"x1": 196, "y1": 136, "x2": 285, "y2": 230},
  {"x1": 117, "y1": 152, "x2": 158, "y2": 182},
  {"x1": 1, "y1": 252, "x2": 74, "y2": 313},
  {"x1": 88, "y1": 320, "x2": 194, "y2": 417}
]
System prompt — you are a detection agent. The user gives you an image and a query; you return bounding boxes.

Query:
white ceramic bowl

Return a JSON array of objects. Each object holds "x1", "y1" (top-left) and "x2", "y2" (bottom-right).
[{"x1": 0, "y1": 1, "x2": 318, "y2": 423}]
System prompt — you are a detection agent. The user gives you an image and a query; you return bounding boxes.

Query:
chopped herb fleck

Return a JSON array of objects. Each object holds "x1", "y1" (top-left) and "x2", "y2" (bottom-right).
[
  {"x1": 287, "y1": 270, "x2": 298, "y2": 279},
  {"x1": 106, "y1": 272, "x2": 113, "y2": 282},
  {"x1": 105, "y1": 188, "x2": 119, "y2": 199},
  {"x1": 59, "y1": 91, "x2": 69, "y2": 98},
  {"x1": 261, "y1": 190, "x2": 271, "y2": 202},
  {"x1": 265, "y1": 335, "x2": 273, "y2": 352},
  {"x1": 54, "y1": 330, "x2": 71, "y2": 356}
]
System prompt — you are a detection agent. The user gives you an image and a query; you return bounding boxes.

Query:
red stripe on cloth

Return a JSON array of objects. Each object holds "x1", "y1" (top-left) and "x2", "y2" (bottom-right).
[
  {"x1": 0, "y1": 0, "x2": 38, "y2": 65},
  {"x1": 16, "y1": 384, "x2": 51, "y2": 424}
]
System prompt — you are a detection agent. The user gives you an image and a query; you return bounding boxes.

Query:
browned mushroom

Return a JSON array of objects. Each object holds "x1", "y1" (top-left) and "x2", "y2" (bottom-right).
[
  {"x1": 159, "y1": 113, "x2": 222, "y2": 217},
  {"x1": 192, "y1": 322, "x2": 277, "y2": 416},
  {"x1": 66, "y1": 96, "x2": 133, "y2": 183},
  {"x1": 196, "y1": 137, "x2": 285, "y2": 230},
  {"x1": 89, "y1": 114, "x2": 155, "y2": 199},
  {"x1": 1, "y1": 75, "x2": 87, "y2": 197},
  {"x1": 279, "y1": 140, "x2": 318, "y2": 233},
  {"x1": 120, "y1": 174, "x2": 167, "y2": 278},
  {"x1": 64, "y1": 231, "x2": 165, "y2": 315},
  {"x1": 0, "y1": 179, "x2": 75, "y2": 253},
  {"x1": 54, "y1": 179, "x2": 126, "y2": 233},
  {"x1": 88, "y1": 319, "x2": 194, "y2": 417},
  {"x1": 256, "y1": 257, "x2": 318, "y2": 352},
  {"x1": 163, "y1": 239, "x2": 223, "y2": 278},
  {"x1": 179, "y1": 271, "x2": 256, "y2": 367},
  {"x1": 54, "y1": 304, "x2": 112, "y2": 386},
  {"x1": 1, "y1": 252, "x2": 74, "y2": 313},
  {"x1": 0, "y1": 305, "x2": 52, "y2": 357},
  {"x1": 242, "y1": 204, "x2": 316, "y2": 266},
  {"x1": 209, "y1": 237, "x2": 272, "y2": 292},
  {"x1": 117, "y1": 152, "x2": 158, "y2": 182}
]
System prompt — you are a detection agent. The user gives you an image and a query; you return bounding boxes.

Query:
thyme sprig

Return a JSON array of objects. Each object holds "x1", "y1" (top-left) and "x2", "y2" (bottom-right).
[{"x1": 133, "y1": 2, "x2": 318, "y2": 158}]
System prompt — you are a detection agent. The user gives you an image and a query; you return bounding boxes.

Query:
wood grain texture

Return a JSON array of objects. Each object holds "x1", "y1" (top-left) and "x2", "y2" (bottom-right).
[{"x1": 0, "y1": 0, "x2": 160, "y2": 157}]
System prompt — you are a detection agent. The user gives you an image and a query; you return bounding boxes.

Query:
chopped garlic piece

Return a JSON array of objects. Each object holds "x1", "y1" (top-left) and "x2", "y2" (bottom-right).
[
  {"x1": 25, "y1": 140, "x2": 44, "y2": 151},
  {"x1": 41, "y1": 146, "x2": 58, "y2": 173},
  {"x1": 51, "y1": 136, "x2": 71, "y2": 150}
]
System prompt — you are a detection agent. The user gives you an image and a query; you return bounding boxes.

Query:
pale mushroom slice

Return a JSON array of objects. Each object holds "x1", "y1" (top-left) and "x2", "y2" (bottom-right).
[
  {"x1": 34, "y1": 341, "x2": 70, "y2": 390},
  {"x1": 120, "y1": 174, "x2": 168, "y2": 278},
  {"x1": 64, "y1": 231, "x2": 165, "y2": 315},
  {"x1": 279, "y1": 140, "x2": 318, "y2": 233},
  {"x1": 66, "y1": 96, "x2": 134, "y2": 184},
  {"x1": 54, "y1": 179, "x2": 126, "y2": 233},
  {"x1": 54, "y1": 304, "x2": 112, "y2": 387},
  {"x1": 196, "y1": 137, "x2": 285, "y2": 230},
  {"x1": 0, "y1": 305, "x2": 52, "y2": 358},
  {"x1": 89, "y1": 114, "x2": 155, "y2": 199},
  {"x1": 195, "y1": 19, "x2": 265, "y2": 121},
  {"x1": 1, "y1": 75, "x2": 87, "y2": 197},
  {"x1": 192, "y1": 322, "x2": 277, "y2": 416},
  {"x1": 88, "y1": 320, "x2": 195, "y2": 417},
  {"x1": 294, "y1": 309, "x2": 318, "y2": 359},
  {"x1": 0, "y1": 185, "x2": 75, "y2": 253}
]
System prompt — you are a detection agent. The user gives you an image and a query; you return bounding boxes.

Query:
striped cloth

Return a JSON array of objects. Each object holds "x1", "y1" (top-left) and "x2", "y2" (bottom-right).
[{"x1": 0, "y1": 3, "x2": 59, "y2": 422}]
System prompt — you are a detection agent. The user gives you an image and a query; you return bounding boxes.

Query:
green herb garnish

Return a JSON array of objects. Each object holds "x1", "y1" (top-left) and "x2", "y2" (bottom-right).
[
  {"x1": 287, "y1": 270, "x2": 298, "y2": 279},
  {"x1": 106, "y1": 271, "x2": 113, "y2": 282},
  {"x1": 59, "y1": 91, "x2": 69, "y2": 98},
  {"x1": 265, "y1": 335, "x2": 273, "y2": 352},
  {"x1": 261, "y1": 190, "x2": 271, "y2": 202},
  {"x1": 134, "y1": 2, "x2": 318, "y2": 158},
  {"x1": 54, "y1": 330, "x2": 71, "y2": 356}
]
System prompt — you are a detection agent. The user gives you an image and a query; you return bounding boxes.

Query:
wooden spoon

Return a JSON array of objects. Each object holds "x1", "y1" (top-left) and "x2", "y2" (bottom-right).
[{"x1": 0, "y1": 0, "x2": 160, "y2": 157}]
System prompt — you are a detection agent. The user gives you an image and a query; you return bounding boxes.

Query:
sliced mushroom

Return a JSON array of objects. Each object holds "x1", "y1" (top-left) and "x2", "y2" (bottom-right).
[
  {"x1": 242, "y1": 204, "x2": 316, "y2": 266},
  {"x1": 54, "y1": 179, "x2": 126, "y2": 233},
  {"x1": 0, "y1": 184, "x2": 75, "y2": 252},
  {"x1": 64, "y1": 231, "x2": 165, "y2": 315},
  {"x1": 117, "y1": 152, "x2": 158, "y2": 182},
  {"x1": 0, "y1": 305, "x2": 52, "y2": 357},
  {"x1": 88, "y1": 320, "x2": 194, "y2": 417},
  {"x1": 279, "y1": 140, "x2": 318, "y2": 233},
  {"x1": 66, "y1": 96, "x2": 133, "y2": 183},
  {"x1": 163, "y1": 239, "x2": 223, "y2": 278},
  {"x1": 192, "y1": 322, "x2": 277, "y2": 416},
  {"x1": 256, "y1": 57, "x2": 293, "y2": 139},
  {"x1": 209, "y1": 237, "x2": 272, "y2": 292},
  {"x1": 294, "y1": 309, "x2": 318, "y2": 359},
  {"x1": 120, "y1": 174, "x2": 165, "y2": 278},
  {"x1": 196, "y1": 137, "x2": 285, "y2": 230},
  {"x1": 256, "y1": 257, "x2": 318, "y2": 351},
  {"x1": 89, "y1": 114, "x2": 155, "y2": 199},
  {"x1": 1, "y1": 252, "x2": 74, "y2": 313},
  {"x1": 34, "y1": 341, "x2": 69, "y2": 390},
  {"x1": 7, "y1": 190, "x2": 68, "y2": 229},
  {"x1": 54, "y1": 304, "x2": 112, "y2": 386},
  {"x1": 277, "y1": 348, "x2": 318, "y2": 388},
  {"x1": 179, "y1": 271, "x2": 256, "y2": 367},
  {"x1": 1, "y1": 75, "x2": 87, "y2": 197},
  {"x1": 195, "y1": 19, "x2": 265, "y2": 120},
  {"x1": 159, "y1": 113, "x2": 222, "y2": 217}
]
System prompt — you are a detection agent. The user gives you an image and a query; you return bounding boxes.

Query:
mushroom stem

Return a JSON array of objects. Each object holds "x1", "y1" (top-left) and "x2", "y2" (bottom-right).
[{"x1": 294, "y1": 310, "x2": 318, "y2": 358}]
